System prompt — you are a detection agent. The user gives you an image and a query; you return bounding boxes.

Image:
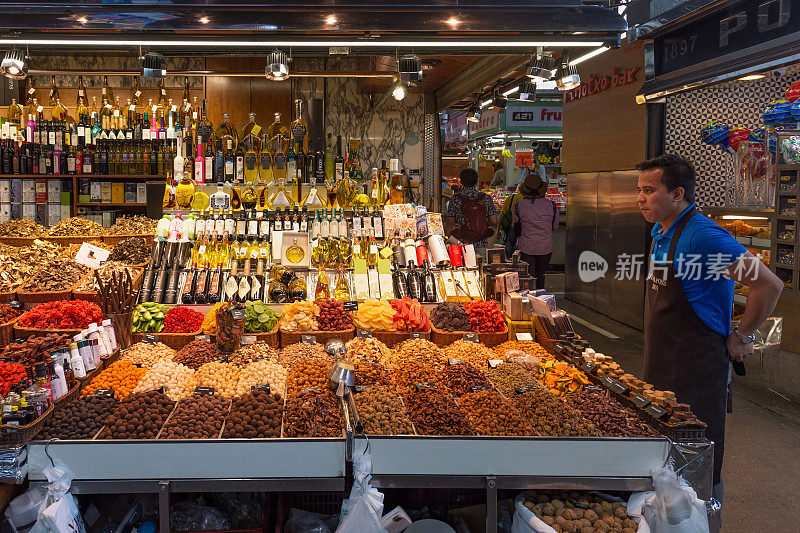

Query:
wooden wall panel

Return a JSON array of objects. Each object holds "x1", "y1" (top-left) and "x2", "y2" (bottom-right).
[
  {"x1": 249, "y1": 57, "x2": 292, "y2": 128},
  {"x1": 562, "y1": 40, "x2": 647, "y2": 174}
]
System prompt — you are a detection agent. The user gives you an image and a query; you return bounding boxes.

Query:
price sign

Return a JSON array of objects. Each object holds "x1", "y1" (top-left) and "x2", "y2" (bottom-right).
[
  {"x1": 195, "y1": 334, "x2": 211, "y2": 342},
  {"x1": 74, "y1": 242, "x2": 111, "y2": 269},
  {"x1": 231, "y1": 309, "x2": 247, "y2": 321},
  {"x1": 515, "y1": 151, "x2": 534, "y2": 168},
  {"x1": 194, "y1": 387, "x2": 215, "y2": 396},
  {"x1": 94, "y1": 389, "x2": 114, "y2": 398},
  {"x1": 357, "y1": 330, "x2": 373, "y2": 339},
  {"x1": 343, "y1": 301, "x2": 359, "y2": 311},
  {"x1": 142, "y1": 334, "x2": 159, "y2": 345},
  {"x1": 8, "y1": 300, "x2": 23, "y2": 310},
  {"x1": 241, "y1": 335, "x2": 256, "y2": 345},
  {"x1": 470, "y1": 385, "x2": 489, "y2": 392},
  {"x1": 447, "y1": 358, "x2": 464, "y2": 365},
  {"x1": 515, "y1": 332, "x2": 533, "y2": 341},
  {"x1": 487, "y1": 359, "x2": 504, "y2": 369},
  {"x1": 409, "y1": 332, "x2": 427, "y2": 340},
  {"x1": 645, "y1": 403, "x2": 669, "y2": 419},
  {"x1": 463, "y1": 332, "x2": 479, "y2": 342},
  {"x1": 354, "y1": 385, "x2": 369, "y2": 393},
  {"x1": 301, "y1": 335, "x2": 317, "y2": 345},
  {"x1": 251, "y1": 384, "x2": 271, "y2": 393},
  {"x1": 415, "y1": 382, "x2": 436, "y2": 390},
  {"x1": 580, "y1": 361, "x2": 596, "y2": 374},
  {"x1": 631, "y1": 394, "x2": 651, "y2": 409},
  {"x1": 602, "y1": 376, "x2": 629, "y2": 395},
  {"x1": 515, "y1": 385, "x2": 538, "y2": 394}
]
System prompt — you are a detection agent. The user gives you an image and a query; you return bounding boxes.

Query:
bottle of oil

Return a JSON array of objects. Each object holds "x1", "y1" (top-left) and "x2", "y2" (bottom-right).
[
  {"x1": 333, "y1": 261, "x2": 351, "y2": 301},
  {"x1": 315, "y1": 262, "x2": 331, "y2": 300}
]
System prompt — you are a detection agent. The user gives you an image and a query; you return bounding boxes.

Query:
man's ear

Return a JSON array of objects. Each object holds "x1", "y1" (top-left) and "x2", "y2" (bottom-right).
[{"x1": 673, "y1": 186, "x2": 685, "y2": 203}]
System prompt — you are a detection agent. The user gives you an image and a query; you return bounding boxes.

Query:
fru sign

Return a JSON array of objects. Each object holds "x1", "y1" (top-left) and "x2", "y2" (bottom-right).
[{"x1": 563, "y1": 67, "x2": 639, "y2": 103}]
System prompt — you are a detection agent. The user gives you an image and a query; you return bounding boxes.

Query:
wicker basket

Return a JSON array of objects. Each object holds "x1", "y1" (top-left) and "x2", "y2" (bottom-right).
[
  {"x1": 243, "y1": 328, "x2": 279, "y2": 348},
  {"x1": 102, "y1": 348, "x2": 122, "y2": 369},
  {"x1": 279, "y1": 327, "x2": 355, "y2": 347},
  {"x1": 131, "y1": 330, "x2": 202, "y2": 350},
  {"x1": 102, "y1": 234, "x2": 156, "y2": 247},
  {"x1": 0, "y1": 317, "x2": 18, "y2": 345},
  {"x1": 0, "y1": 290, "x2": 17, "y2": 304},
  {"x1": 13, "y1": 324, "x2": 82, "y2": 339},
  {"x1": 16, "y1": 287, "x2": 74, "y2": 304},
  {"x1": 54, "y1": 383, "x2": 83, "y2": 411},
  {"x1": 0, "y1": 403, "x2": 54, "y2": 446},
  {"x1": 373, "y1": 328, "x2": 431, "y2": 348},
  {"x1": 41, "y1": 235, "x2": 105, "y2": 246},
  {"x1": 0, "y1": 236, "x2": 38, "y2": 247},
  {"x1": 72, "y1": 268, "x2": 143, "y2": 304}
]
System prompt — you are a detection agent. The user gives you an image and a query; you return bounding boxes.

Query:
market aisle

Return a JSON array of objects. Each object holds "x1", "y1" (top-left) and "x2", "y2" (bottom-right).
[{"x1": 551, "y1": 280, "x2": 800, "y2": 532}]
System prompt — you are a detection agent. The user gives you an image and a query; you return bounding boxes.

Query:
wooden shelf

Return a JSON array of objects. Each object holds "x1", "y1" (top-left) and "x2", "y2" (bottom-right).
[
  {"x1": 773, "y1": 262, "x2": 797, "y2": 269},
  {"x1": 776, "y1": 238, "x2": 797, "y2": 245},
  {"x1": 76, "y1": 203, "x2": 146, "y2": 207},
  {"x1": 0, "y1": 174, "x2": 166, "y2": 180}
]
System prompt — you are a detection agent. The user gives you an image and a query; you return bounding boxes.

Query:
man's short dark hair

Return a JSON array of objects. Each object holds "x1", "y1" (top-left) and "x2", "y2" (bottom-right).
[
  {"x1": 459, "y1": 168, "x2": 479, "y2": 188},
  {"x1": 636, "y1": 154, "x2": 695, "y2": 203}
]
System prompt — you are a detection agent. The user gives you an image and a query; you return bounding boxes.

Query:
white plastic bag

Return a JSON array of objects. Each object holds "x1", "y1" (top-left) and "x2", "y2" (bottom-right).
[
  {"x1": 30, "y1": 465, "x2": 87, "y2": 533},
  {"x1": 510, "y1": 493, "x2": 557, "y2": 533},
  {"x1": 335, "y1": 450, "x2": 385, "y2": 533},
  {"x1": 628, "y1": 468, "x2": 709, "y2": 533}
]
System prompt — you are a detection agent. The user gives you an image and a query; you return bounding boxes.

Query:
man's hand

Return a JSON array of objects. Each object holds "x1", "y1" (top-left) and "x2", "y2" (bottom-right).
[{"x1": 727, "y1": 333, "x2": 754, "y2": 362}]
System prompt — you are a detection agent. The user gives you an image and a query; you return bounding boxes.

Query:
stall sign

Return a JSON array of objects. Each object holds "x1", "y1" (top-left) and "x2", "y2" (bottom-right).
[
  {"x1": 562, "y1": 68, "x2": 639, "y2": 103},
  {"x1": 502, "y1": 102, "x2": 562, "y2": 132},
  {"x1": 515, "y1": 151, "x2": 534, "y2": 168},
  {"x1": 468, "y1": 109, "x2": 500, "y2": 138}
]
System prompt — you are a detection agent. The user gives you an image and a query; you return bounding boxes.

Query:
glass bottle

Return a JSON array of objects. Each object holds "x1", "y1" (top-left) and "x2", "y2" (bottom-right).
[
  {"x1": 407, "y1": 261, "x2": 423, "y2": 301},
  {"x1": 224, "y1": 138, "x2": 235, "y2": 182},
  {"x1": 393, "y1": 264, "x2": 409, "y2": 299},
  {"x1": 242, "y1": 114, "x2": 261, "y2": 183},
  {"x1": 214, "y1": 112, "x2": 238, "y2": 152},
  {"x1": 333, "y1": 261, "x2": 351, "y2": 301},
  {"x1": 266, "y1": 112, "x2": 288, "y2": 181},
  {"x1": 345, "y1": 138, "x2": 364, "y2": 182},
  {"x1": 289, "y1": 99, "x2": 308, "y2": 152},
  {"x1": 337, "y1": 170, "x2": 358, "y2": 209},
  {"x1": 324, "y1": 132, "x2": 335, "y2": 182},
  {"x1": 315, "y1": 262, "x2": 330, "y2": 300}
]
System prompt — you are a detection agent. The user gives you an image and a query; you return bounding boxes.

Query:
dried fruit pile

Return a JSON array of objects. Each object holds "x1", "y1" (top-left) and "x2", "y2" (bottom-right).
[
  {"x1": 17, "y1": 300, "x2": 103, "y2": 330},
  {"x1": 161, "y1": 306, "x2": 204, "y2": 333},
  {"x1": 315, "y1": 299, "x2": 353, "y2": 330},
  {"x1": 539, "y1": 360, "x2": 589, "y2": 397},
  {"x1": 0, "y1": 302, "x2": 22, "y2": 324},
  {"x1": 390, "y1": 297, "x2": 430, "y2": 331},
  {"x1": 429, "y1": 302, "x2": 471, "y2": 331},
  {"x1": 0, "y1": 361, "x2": 28, "y2": 396},
  {"x1": 463, "y1": 300, "x2": 506, "y2": 333},
  {"x1": 353, "y1": 299, "x2": 395, "y2": 331}
]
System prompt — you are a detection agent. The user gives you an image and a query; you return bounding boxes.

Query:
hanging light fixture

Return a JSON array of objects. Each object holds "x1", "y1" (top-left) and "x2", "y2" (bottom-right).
[
  {"x1": 518, "y1": 80, "x2": 536, "y2": 101},
  {"x1": 140, "y1": 51, "x2": 166, "y2": 78},
  {"x1": 492, "y1": 90, "x2": 507, "y2": 110},
  {"x1": 467, "y1": 103, "x2": 481, "y2": 123},
  {"x1": 527, "y1": 52, "x2": 555, "y2": 83},
  {"x1": 555, "y1": 53, "x2": 580, "y2": 91},
  {"x1": 1, "y1": 48, "x2": 28, "y2": 79},
  {"x1": 266, "y1": 50, "x2": 289, "y2": 80},
  {"x1": 399, "y1": 54, "x2": 423, "y2": 83},
  {"x1": 392, "y1": 81, "x2": 407, "y2": 100}
]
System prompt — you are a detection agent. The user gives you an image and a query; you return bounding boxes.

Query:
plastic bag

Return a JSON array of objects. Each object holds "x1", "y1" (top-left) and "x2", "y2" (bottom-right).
[
  {"x1": 285, "y1": 508, "x2": 331, "y2": 533},
  {"x1": 169, "y1": 501, "x2": 231, "y2": 531},
  {"x1": 510, "y1": 493, "x2": 556, "y2": 533},
  {"x1": 628, "y1": 468, "x2": 710, "y2": 533},
  {"x1": 210, "y1": 493, "x2": 264, "y2": 529},
  {"x1": 30, "y1": 465, "x2": 87, "y2": 533},
  {"x1": 335, "y1": 449, "x2": 385, "y2": 533}
]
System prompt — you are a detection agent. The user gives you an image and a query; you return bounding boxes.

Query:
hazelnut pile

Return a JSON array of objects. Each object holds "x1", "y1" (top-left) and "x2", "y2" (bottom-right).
[
  {"x1": 354, "y1": 360, "x2": 392, "y2": 387},
  {"x1": 174, "y1": 339, "x2": 220, "y2": 370},
  {"x1": 280, "y1": 342, "x2": 330, "y2": 368},
  {"x1": 134, "y1": 359, "x2": 196, "y2": 401},
  {"x1": 36, "y1": 395, "x2": 117, "y2": 440},
  {"x1": 344, "y1": 338, "x2": 393, "y2": 364},
  {"x1": 512, "y1": 389, "x2": 599, "y2": 437},
  {"x1": 354, "y1": 386, "x2": 414, "y2": 435},
  {"x1": 286, "y1": 359, "x2": 331, "y2": 397},
  {"x1": 523, "y1": 492, "x2": 637, "y2": 533},
  {"x1": 566, "y1": 388, "x2": 659, "y2": 438},
  {"x1": 439, "y1": 362, "x2": 494, "y2": 397},
  {"x1": 235, "y1": 360, "x2": 288, "y2": 398},
  {"x1": 284, "y1": 389, "x2": 343, "y2": 438},
  {"x1": 487, "y1": 363, "x2": 541, "y2": 397},
  {"x1": 228, "y1": 342, "x2": 279, "y2": 368},
  {"x1": 456, "y1": 389, "x2": 533, "y2": 436},
  {"x1": 102, "y1": 390, "x2": 174, "y2": 439},
  {"x1": 194, "y1": 362, "x2": 240, "y2": 399},
  {"x1": 122, "y1": 341, "x2": 176, "y2": 368},
  {"x1": 404, "y1": 387, "x2": 474, "y2": 436},
  {"x1": 393, "y1": 359, "x2": 441, "y2": 398},
  {"x1": 442, "y1": 340, "x2": 497, "y2": 368},
  {"x1": 389, "y1": 339, "x2": 444, "y2": 370},
  {"x1": 160, "y1": 395, "x2": 229, "y2": 439},
  {"x1": 223, "y1": 390, "x2": 284, "y2": 438}
]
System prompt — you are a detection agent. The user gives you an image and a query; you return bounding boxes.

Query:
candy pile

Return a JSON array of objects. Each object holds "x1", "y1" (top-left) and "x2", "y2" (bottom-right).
[
  {"x1": 464, "y1": 300, "x2": 506, "y2": 333},
  {"x1": 81, "y1": 360, "x2": 147, "y2": 399},
  {"x1": 234, "y1": 359, "x2": 287, "y2": 397},
  {"x1": 353, "y1": 299, "x2": 395, "y2": 331},
  {"x1": 17, "y1": 300, "x2": 103, "y2": 330},
  {"x1": 429, "y1": 302, "x2": 471, "y2": 332},
  {"x1": 134, "y1": 359, "x2": 197, "y2": 401},
  {"x1": 390, "y1": 297, "x2": 430, "y2": 331},
  {"x1": 122, "y1": 341, "x2": 176, "y2": 368},
  {"x1": 161, "y1": 306, "x2": 204, "y2": 334}
]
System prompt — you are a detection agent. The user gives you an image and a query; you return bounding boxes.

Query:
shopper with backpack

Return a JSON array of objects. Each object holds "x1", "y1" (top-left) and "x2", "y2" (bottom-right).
[
  {"x1": 511, "y1": 173, "x2": 558, "y2": 289},
  {"x1": 444, "y1": 168, "x2": 499, "y2": 261}
]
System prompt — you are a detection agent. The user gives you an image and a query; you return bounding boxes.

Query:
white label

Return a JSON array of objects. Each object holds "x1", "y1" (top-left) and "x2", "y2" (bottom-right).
[
  {"x1": 75, "y1": 242, "x2": 111, "y2": 269},
  {"x1": 371, "y1": 188, "x2": 378, "y2": 199},
  {"x1": 135, "y1": 90, "x2": 142, "y2": 98},
  {"x1": 102, "y1": 87, "x2": 107, "y2": 95},
  {"x1": 515, "y1": 333, "x2": 533, "y2": 341},
  {"x1": 250, "y1": 249, "x2": 258, "y2": 259},
  {"x1": 130, "y1": 104, "x2": 136, "y2": 111},
  {"x1": 37, "y1": 105, "x2": 43, "y2": 113},
  {"x1": 113, "y1": 109, "x2": 119, "y2": 117},
  {"x1": 171, "y1": 105, "x2": 177, "y2": 112},
  {"x1": 29, "y1": 87, "x2": 36, "y2": 95},
  {"x1": 193, "y1": 111, "x2": 198, "y2": 119}
]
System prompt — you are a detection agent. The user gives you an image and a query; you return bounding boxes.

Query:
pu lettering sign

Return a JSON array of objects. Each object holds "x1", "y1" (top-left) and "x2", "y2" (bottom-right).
[
  {"x1": 563, "y1": 68, "x2": 639, "y2": 103},
  {"x1": 720, "y1": 0, "x2": 791, "y2": 47}
]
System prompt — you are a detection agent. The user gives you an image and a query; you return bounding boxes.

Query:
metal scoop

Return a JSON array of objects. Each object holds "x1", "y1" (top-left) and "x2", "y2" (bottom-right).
[{"x1": 328, "y1": 361, "x2": 362, "y2": 434}]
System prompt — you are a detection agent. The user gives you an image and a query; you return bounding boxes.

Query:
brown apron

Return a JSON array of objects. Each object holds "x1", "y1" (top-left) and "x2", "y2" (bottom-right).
[{"x1": 644, "y1": 207, "x2": 728, "y2": 484}]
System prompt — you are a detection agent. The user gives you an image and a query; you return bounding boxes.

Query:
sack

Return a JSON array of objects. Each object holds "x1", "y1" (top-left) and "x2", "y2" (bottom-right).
[
  {"x1": 30, "y1": 465, "x2": 87, "y2": 533},
  {"x1": 511, "y1": 493, "x2": 557, "y2": 533},
  {"x1": 452, "y1": 193, "x2": 493, "y2": 243},
  {"x1": 335, "y1": 449, "x2": 385, "y2": 533},
  {"x1": 627, "y1": 468, "x2": 709, "y2": 533}
]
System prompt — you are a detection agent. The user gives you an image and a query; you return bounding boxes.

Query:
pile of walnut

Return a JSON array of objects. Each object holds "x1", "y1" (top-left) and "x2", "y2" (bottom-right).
[{"x1": 523, "y1": 492, "x2": 638, "y2": 533}]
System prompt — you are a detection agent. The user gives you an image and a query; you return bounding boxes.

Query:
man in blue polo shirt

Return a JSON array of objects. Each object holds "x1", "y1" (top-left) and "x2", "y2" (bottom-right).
[{"x1": 636, "y1": 154, "x2": 783, "y2": 499}]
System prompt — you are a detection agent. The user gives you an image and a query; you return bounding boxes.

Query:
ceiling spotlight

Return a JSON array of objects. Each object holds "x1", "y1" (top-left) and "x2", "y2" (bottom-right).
[
  {"x1": 266, "y1": 50, "x2": 289, "y2": 81},
  {"x1": 399, "y1": 54, "x2": 423, "y2": 83},
  {"x1": 1, "y1": 48, "x2": 28, "y2": 79},
  {"x1": 445, "y1": 17, "x2": 461, "y2": 27},
  {"x1": 738, "y1": 74, "x2": 765, "y2": 81},
  {"x1": 325, "y1": 15, "x2": 338, "y2": 25},
  {"x1": 480, "y1": 98, "x2": 493, "y2": 109},
  {"x1": 518, "y1": 80, "x2": 536, "y2": 101},
  {"x1": 77, "y1": 16, "x2": 88, "y2": 24},
  {"x1": 467, "y1": 104, "x2": 481, "y2": 123},
  {"x1": 492, "y1": 91, "x2": 507, "y2": 110},
  {"x1": 392, "y1": 81, "x2": 407, "y2": 101},
  {"x1": 556, "y1": 55, "x2": 580, "y2": 91},
  {"x1": 140, "y1": 51, "x2": 166, "y2": 78},
  {"x1": 527, "y1": 53, "x2": 555, "y2": 83},
  {"x1": 198, "y1": 16, "x2": 210, "y2": 24}
]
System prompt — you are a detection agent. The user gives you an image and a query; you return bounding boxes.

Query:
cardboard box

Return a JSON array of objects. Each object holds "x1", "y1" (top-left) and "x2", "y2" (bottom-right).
[
  {"x1": 90, "y1": 182, "x2": 102, "y2": 203},
  {"x1": 9, "y1": 179, "x2": 21, "y2": 204},
  {"x1": 503, "y1": 291, "x2": 532, "y2": 321},
  {"x1": 0, "y1": 204, "x2": 9, "y2": 222},
  {"x1": 100, "y1": 182, "x2": 112, "y2": 203},
  {"x1": 47, "y1": 180, "x2": 62, "y2": 204},
  {"x1": 111, "y1": 183, "x2": 124, "y2": 204},
  {"x1": 137, "y1": 183, "x2": 147, "y2": 204},
  {"x1": 35, "y1": 179, "x2": 47, "y2": 204},
  {"x1": 0, "y1": 180, "x2": 10, "y2": 203},
  {"x1": 47, "y1": 204, "x2": 61, "y2": 226},
  {"x1": 21, "y1": 180, "x2": 35, "y2": 203},
  {"x1": 495, "y1": 271, "x2": 519, "y2": 294},
  {"x1": 124, "y1": 183, "x2": 137, "y2": 203},
  {"x1": 415, "y1": 212, "x2": 444, "y2": 238}
]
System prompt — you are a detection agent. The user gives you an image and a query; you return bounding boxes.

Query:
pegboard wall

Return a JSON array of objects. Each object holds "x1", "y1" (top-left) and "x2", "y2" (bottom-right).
[{"x1": 665, "y1": 63, "x2": 800, "y2": 208}]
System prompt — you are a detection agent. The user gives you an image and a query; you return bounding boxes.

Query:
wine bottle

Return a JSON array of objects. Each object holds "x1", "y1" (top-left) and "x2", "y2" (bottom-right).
[{"x1": 407, "y1": 261, "x2": 423, "y2": 301}]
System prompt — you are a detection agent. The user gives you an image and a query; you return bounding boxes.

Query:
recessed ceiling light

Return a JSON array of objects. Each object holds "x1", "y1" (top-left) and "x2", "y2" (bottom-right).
[
  {"x1": 445, "y1": 17, "x2": 461, "y2": 27},
  {"x1": 198, "y1": 16, "x2": 210, "y2": 24},
  {"x1": 325, "y1": 15, "x2": 338, "y2": 25},
  {"x1": 738, "y1": 74, "x2": 765, "y2": 81},
  {"x1": 77, "y1": 16, "x2": 88, "y2": 24}
]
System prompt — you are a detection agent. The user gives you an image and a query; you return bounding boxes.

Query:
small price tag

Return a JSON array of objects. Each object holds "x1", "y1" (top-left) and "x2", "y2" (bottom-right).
[
  {"x1": 409, "y1": 332, "x2": 427, "y2": 340},
  {"x1": 171, "y1": 104, "x2": 177, "y2": 112},
  {"x1": 487, "y1": 359, "x2": 504, "y2": 369},
  {"x1": 74, "y1": 242, "x2": 111, "y2": 269},
  {"x1": 447, "y1": 358, "x2": 464, "y2": 365},
  {"x1": 251, "y1": 384, "x2": 270, "y2": 393},
  {"x1": 135, "y1": 90, "x2": 142, "y2": 98},
  {"x1": 94, "y1": 389, "x2": 114, "y2": 398},
  {"x1": 357, "y1": 330, "x2": 373, "y2": 339},
  {"x1": 645, "y1": 403, "x2": 669, "y2": 419},
  {"x1": 231, "y1": 309, "x2": 247, "y2": 321},
  {"x1": 343, "y1": 301, "x2": 359, "y2": 311},
  {"x1": 415, "y1": 382, "x2": 435, "y2": 390},
  {"x1": 580, "y1": 361, "x2": 596, "y2": 374},
  {"x1": 572, "y1": 353, "x2": 584, "y2": 365},
  {"x1": 602, "y1": 376, "x2": 629, "y2": 395},
  {"x1": 302, "y1": 335, "x2": 317, "y2": 345},
  {"x1": 130, "y1": 104, "x2": 136, "y2": 111},
  {"x1": 463, "y1": 332, "x2": 479, "y2": 342},
  {"x1": 37, "y1": 105, "x2": 43, "y2": 113},
  {"x1": 631, "y1": 393, "x2": 651, "y2": 409},
  {"x1": 241, "y1": 335, "x2": 256, "y2": 345},
  {"x1": 194, "y1": 386, "x2": 215, "y2": 396},
  {"x1": 195, "y1": 334, "x2": 211, "y2": 342},
  {"x1": 354, "y1": 385, "x2": 369, "y2": 393},
  {"x1": 29, "y1": 87, "x2": 37, "y2": 95},
  {"x1": 142, "y1": 334, "x2": 159, "y2": 345},
  {"x1": 301, "y1": 386, "x2": 322, "y2": 394},
  {"x1": 515, "y1": 332, "x2": 533, "y2": 341},
  {"x1": 515, "y1": 385, "x2": 538, "y2": 394},
  {"x1": 552, "y1": 342, "x2": 568, "y2": 355},
  {"x1": 470, "y1": 385, "x2": 489, "y2": 392},
  {"x1": 8, "y1": 300, "x2": 23, "y2": 310}
]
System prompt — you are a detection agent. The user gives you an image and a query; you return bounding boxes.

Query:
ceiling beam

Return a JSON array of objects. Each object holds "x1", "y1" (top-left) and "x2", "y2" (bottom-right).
[{"x1": 434, "y1": 54, "x2": 529, "y2": 111}]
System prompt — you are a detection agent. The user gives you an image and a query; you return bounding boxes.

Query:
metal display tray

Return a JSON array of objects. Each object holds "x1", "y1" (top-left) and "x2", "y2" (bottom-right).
[{"x1": 27, "y1": 438, "x2": 346, "y2": 482}]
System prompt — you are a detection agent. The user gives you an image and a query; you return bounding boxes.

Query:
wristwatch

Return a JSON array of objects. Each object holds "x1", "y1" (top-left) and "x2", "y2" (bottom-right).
[{"x1": 733, "y1": 326, "x2": 756, "y2": 345}]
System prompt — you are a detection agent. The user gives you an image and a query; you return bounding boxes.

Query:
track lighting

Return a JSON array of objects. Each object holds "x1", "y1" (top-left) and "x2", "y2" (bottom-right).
[
  {"x1": 1, "y1": 48, "x2": 28, "y2": 79},
  {"x1": 518, "y1": 80, "x2": 536, "y2": 101},
  {"x1": 556, "y1": 53, "x2": 581, "y2": 90},
  {"x1": 392, "y1": 81, "x2": 407, "y2": 100},
  {"x1": 266, "y1": 50, "x2": 289, "y2": 80},
  {"x1": 467, "y1": 104, "x2": 481, "y2": 123},
  {"x1": 399, "y1": 54, "x2": 423, "y2": 83},
  {"x1": 527, "y1": 53, "x2": 555, "y2": 83},
  {"x1": 140, "y1": 51, "x2": 166, "y2": 78}
]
